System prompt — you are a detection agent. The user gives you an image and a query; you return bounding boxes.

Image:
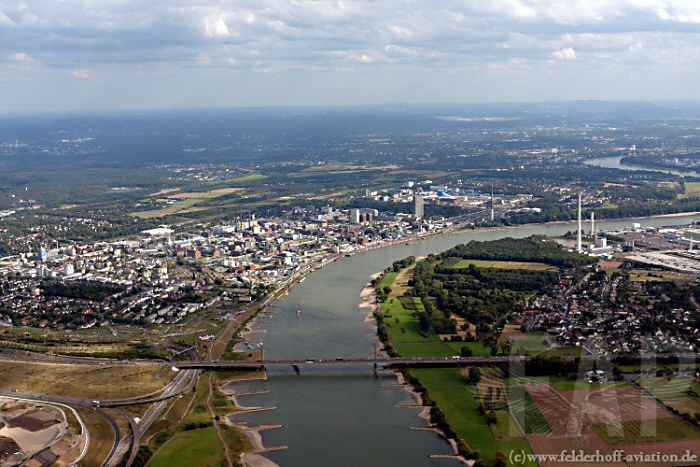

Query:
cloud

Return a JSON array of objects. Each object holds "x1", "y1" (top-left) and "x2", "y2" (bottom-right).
[
  {"x1": 2, "y1": 0, "x2": 700, "y2": 109},
  {"x1": 553, "y1": 47, "x2": 577, "y2": 60},
  {"x1": 13, "y1": 52, "x2": 31, "y2": 61},
  {"x1": 0, "y1": 0, "x2": 698, "y2": 70},
  {"x1": 71, "y1": 69, "x2": 90, "y2": 78},
  {"x1": 203, "y1": 15, "x2": 231, "y2": 38}
]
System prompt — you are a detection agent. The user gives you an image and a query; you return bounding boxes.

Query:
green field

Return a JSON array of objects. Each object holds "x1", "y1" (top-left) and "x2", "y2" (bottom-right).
[
  {"x1": 414, "y1": 368, "x2": 536, "y2": 465},
  {"x1": 506, "y1": 386, "x2": 552, "y2": 434},
  {"x1": 506, "y1": 375, "x2": 628, "y2": 392},
  {"x1": 593, "y1": 417, "x2": 700, "y2": 445},
  {"x1": 681, "y1": 181, "x2": 700, "y2": 198},
  {"x1": 381, "y1": 296, "x2": 438, "y2": 344},
  {"x1": 148, "y1": 427, "x2": 227, "y2": 467},
  {"x1": 379, "y1": 272, "x2": 398, "y2": 291},
  {"x1": 637, "y1": 376, "x2": 700, "y2": 416},
  {"x1": 450, "y1": 259, "x2": 557, "y2": 271},
  {"x1": 207, "y1": 172, "x2": 267, "y2": 184}
]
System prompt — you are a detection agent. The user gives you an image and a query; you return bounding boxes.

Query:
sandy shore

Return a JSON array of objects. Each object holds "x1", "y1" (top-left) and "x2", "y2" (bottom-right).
[
  {"x1": 394, "y1": 372, "x2": 469, "y2": 464},
  {"x1": 360, "y1": 272, "x2": 390, "y2": 358},
  {"x1": 218, "y1": 374, "x2": 287, "y2": 467},
  {"x1": 649, "y1": 211, "x2": 700, "y2": 218}
]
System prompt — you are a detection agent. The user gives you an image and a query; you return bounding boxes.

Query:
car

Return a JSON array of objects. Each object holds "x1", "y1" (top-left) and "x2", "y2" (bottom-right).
[{"x1": 335, "y1": 358, "x2": 344, "y2": 361}]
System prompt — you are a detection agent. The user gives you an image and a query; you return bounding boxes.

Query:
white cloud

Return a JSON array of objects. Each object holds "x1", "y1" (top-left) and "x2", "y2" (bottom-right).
[
  {"x1": 553, "y1": 47, "x2": 577, "y2": 60},
  {"x1": 71, "y1": 69, "x2": 90, "y2": 78},
  {"x1": 203, "y1": 15, "x2": 231, "y2": 38},
  {"x1": 2, "y1": 0, "x2": 700, "y2": 108}
]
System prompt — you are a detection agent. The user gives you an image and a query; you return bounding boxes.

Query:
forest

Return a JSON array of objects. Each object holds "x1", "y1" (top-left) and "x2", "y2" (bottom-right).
[
  {"x1": 402, "y1": 237, "x2": 596, "y2": 339},
  {"x1": 436, "y1": 236, "x2": 597, "y2": 268},
  {"x1": 41, "y1": 280, "x2": 124, "y2": 301}
]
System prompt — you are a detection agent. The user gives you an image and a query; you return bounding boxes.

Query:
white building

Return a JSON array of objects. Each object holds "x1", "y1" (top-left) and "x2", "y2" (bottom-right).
[{"x1": 350, "y1": 208, "x2": 361, "y2": 224}]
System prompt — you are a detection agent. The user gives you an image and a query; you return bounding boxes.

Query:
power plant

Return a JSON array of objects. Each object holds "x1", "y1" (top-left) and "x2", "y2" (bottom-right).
[{"x1": 577, "y1": 192, "x2": 583, "y2": 253}]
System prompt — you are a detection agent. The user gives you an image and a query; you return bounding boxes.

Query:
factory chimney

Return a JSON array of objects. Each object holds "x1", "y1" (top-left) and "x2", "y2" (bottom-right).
[
  {"x1": 577, "y1": 192, "x2": 582, "y2": 253},
  {"x1": 490, "y1": 182, "x2": 494, "y2": 222},
  {"x1": 590, "y1": 211, "x2": 596, "y2": 245}
]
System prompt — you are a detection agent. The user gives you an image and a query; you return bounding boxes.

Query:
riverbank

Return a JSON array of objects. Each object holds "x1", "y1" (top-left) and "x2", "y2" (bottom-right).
[
  {"x1": 219, "y1": 374, "x2": 284, "y2": 467},
  {"x1": 368, "y1": 269, "x2": 468, "y2": 464},
  {"x1": 360, "y1": 272, "x2": 389, "y2": 359},
  {"x1": 396, "y1": 371, "x2": 468, "y2": 465}
]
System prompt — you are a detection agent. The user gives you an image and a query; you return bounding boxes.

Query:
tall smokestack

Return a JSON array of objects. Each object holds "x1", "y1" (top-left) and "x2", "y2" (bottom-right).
[
  {"x1": 577, "y1": 192, "x2": 583, "y2": 253},
  {"x1": 490, "y1": 182, "x2": 494, "y2": 222}
]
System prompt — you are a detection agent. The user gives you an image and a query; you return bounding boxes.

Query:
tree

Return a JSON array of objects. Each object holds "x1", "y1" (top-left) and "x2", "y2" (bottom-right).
[
  {"x1": 486, "y1": 411, "x2": 498, "y2": 424},
  {"x1": 460, "y1": 346, "x2": 473, "y2": 357},
  {"x1": 468, "y1": 367, "x2": 482, "y2": 384}
]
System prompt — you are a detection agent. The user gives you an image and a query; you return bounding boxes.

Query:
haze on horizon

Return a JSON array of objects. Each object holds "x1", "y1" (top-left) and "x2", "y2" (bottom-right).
[{"x1": 2, "y1": 0, "x2": 700, "y2": 112}]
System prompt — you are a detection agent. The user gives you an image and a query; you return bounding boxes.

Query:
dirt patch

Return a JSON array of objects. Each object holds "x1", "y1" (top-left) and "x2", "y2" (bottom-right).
[
  {"x1": 0, "y1": 435, "x2": 20, "y2": 457},
  {"x1": 167, "y1": 188, "x2": 243, "y2": 199},
  {"x1": 500, "y1": 324, "x2": 528, "y2": 341},
  {"x1": 560, "y1": 385, "x2": 672, "y2": 423},
  {"x1": 8, "y1": 412, "x2": 60, "y2": 432},
  {"x1": 149, "y1": 188, "x2": 181, "y2": 197}
]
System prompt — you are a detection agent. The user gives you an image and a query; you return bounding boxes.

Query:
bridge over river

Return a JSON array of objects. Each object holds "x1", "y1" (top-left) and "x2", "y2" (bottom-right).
[{"x1": 171, "y1": 354, "x2": 527, "y2": 369}]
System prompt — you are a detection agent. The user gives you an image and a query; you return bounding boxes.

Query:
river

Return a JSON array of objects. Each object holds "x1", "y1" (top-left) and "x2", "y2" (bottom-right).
[
  {"x1": 225, "y1": 213, "x2": 700, "y2": 466},
  {"x1": 585, "y1": 155, "x2": 700, "y2": 178}
]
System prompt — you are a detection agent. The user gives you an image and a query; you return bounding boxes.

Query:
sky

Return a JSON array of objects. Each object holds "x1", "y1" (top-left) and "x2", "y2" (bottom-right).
[{"x1": 2, "y1": 0, "x2": 700, "y2": 111}]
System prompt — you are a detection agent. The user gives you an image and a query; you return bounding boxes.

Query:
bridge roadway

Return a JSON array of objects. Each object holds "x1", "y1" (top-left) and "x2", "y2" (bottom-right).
[
  {"x1": 2, "y1": 351, "x2": 699, "y2": 371},
  {"x1": 172, "y1": 355, "x2": 531, "y2": 369}
]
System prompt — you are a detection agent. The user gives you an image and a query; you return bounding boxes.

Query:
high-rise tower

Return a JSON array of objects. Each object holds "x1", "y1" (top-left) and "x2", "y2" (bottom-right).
[{"x1": 414, "y1": 194, "x2": 424, "y2": 219}]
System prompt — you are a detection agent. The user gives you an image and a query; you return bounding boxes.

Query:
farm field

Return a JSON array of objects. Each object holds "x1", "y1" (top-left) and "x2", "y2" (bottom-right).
[
  {"x1": 506, "y1": 385, "x2": 552, "y2": 434},
  {"x1": 594, "y1": 417, "x2": 700, "y2": 445},
  {"x1": 450, "y1": 259, "x2": 557, "y2": 271},
  {"x1": 503, "y1": 379, "x2": 700, "y2": 466},
  {"x1": 637, "y1": 376, "x2": 700, "y2": 417},
  {"x1": 506, "y1": 376, "x2": 629, "y2": 393}
]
